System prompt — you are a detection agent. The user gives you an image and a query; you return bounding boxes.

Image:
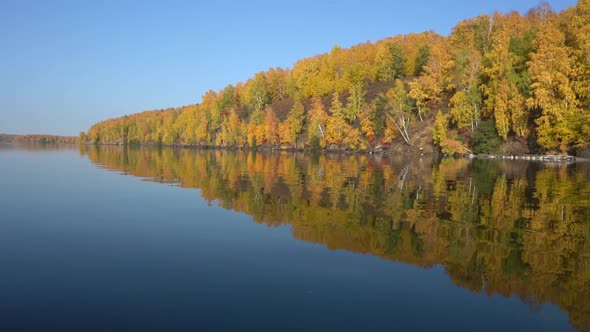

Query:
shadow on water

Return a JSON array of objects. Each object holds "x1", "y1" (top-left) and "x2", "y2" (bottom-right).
[{"x1": 81, "y1": 145, "x2": 590, "y2": 331}]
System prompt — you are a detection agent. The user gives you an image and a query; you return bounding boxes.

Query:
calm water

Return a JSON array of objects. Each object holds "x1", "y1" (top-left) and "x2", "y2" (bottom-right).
[{"x1": 1, "y1": 144, "x2": 589, "y2": 332}]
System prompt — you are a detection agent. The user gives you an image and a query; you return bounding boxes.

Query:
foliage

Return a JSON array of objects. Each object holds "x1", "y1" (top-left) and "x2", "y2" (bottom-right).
[
  {"x1": 344, "y1": 82, "x2": 366, "y2": 122},
  {"x1": 376, "y1": 42, "x2": 407, "y2": 80},
  {"x1": 279, "y1": 100, "x2": 305, "y2": 145},
  {"x1": 471, "y1": 120, "x2": 502, "y2": 154},
  {"x1": 326, "y1": 92, "x2": 349, "y2": 145},
  {"x1": 432, "y1": 111, "x2": 447, "y2": 146},
  {"x1": 307, "y1": 97, "x2": 328, "y2": 149},
  {"x1": 440, "y1": 139, "x2": 471, "y2": 155},
  {"x1": 414, "y1": 45, "x2": 430, "y2": 76},
  {"x1": 79, "y1": 132, "x2": 89, "y2": 143},
  {"x1": 384, "y1": 80, "x2": 413, "y2": 145},
  {"x1": 83, "y1": 2, "x2": 590, "y2": 155}
]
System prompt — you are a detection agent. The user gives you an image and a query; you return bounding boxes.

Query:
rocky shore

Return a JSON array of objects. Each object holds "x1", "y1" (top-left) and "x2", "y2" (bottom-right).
[{"x1": 469, "y1": 153, "x2": 582, "y2": 163}]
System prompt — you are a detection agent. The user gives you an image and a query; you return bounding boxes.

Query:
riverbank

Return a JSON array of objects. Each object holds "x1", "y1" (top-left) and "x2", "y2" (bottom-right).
[
  {"x1": 469, "y1": 153, "x2": 580, "y2": 161},
  {"x1": 81, "y1": 142, "x2": 589, "y2": 163}
]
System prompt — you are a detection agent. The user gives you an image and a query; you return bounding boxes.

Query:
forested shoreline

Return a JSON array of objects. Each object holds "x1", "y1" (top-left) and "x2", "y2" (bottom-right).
[{"x1": 82, "y1": 1, "x2": 590, "y2": 156}]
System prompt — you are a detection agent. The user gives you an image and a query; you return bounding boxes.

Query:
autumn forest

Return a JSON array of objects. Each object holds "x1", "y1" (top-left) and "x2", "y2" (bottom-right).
[{"x1": 82, "y1": 1, "x2": 590, "y2": 156}]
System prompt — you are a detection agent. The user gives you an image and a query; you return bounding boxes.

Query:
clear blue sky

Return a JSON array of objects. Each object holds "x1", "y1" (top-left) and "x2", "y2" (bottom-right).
[{"x1": 0, "y1": 0, "x2": 578, "y2": 135}]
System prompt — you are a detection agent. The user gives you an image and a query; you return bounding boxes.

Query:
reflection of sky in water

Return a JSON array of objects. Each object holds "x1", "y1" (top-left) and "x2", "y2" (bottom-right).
[{"x1": 0, "y1": 147, "x2": 585, "y2": 331}]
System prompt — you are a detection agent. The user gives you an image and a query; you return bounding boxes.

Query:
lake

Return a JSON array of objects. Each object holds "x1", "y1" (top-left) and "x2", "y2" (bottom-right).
[{"x1": 1, "y1": 144, "x2": 589, "y2": 331}]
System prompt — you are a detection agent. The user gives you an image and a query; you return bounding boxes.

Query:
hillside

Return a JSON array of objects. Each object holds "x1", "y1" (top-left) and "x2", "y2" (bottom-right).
[{"x1": 82, "y1": 1, "x2": 590, "y2": 156}]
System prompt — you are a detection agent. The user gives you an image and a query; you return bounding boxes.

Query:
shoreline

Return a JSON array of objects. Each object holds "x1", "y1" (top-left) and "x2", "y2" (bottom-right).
[
  {"x1": 468, "y1": 153, "x2": 581, "y2": 162},
  {"x1": 80, "y1": 142, "x2": 587, "y2": 162}
]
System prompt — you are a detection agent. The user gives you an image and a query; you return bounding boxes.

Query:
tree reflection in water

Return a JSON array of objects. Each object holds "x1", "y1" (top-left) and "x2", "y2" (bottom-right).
[{"x1": 82, "y1": 145, "x2": 590, "y2": 331}]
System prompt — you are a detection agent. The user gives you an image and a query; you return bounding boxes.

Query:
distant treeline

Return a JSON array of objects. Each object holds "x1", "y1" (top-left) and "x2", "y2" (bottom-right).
[
  {"x1": 0, "y1": 134, "x2": 78, "y2": 144},
  {"x1": 83, "y1": 1, "x2": 590, "y2": 155}
]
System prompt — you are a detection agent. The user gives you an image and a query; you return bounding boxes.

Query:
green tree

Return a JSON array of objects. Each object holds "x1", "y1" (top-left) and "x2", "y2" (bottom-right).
[
  {"x1": 414, "y1": 45, "x2": 430, "y2": 76},
  {"x1": 472, "y1": 120, "x2": 502, "y2": 153},
  {"x1": 376, "y1": 42, "x2": 406, "y2": 80},
  {"x1": 389, "y1": 43, "x2": 407, "y2": 78}
]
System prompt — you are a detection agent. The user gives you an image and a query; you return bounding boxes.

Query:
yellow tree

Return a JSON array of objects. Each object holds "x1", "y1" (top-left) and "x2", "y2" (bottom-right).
[
  {"x1": 569, "y1": 0, "x2": 590, "y2": 110},
  {"x1": 292, "y1": 57, "x2": 322, "y2": 98},
  {"x1": 265, "y1": 67, "x2": 290, "y2": 102},
  {"x1": 279, "y1": 100, "x2": 305, "y2": 146},
  {"x1": 432, "y1": 111, "x2": 447, "y2": 146},
  {"x1": 448, "y1": 42, "x2": 483, "y2": 131},
  {"x1": 243, "y1": 72, "x2": 270, "y2": 112},
  {"x1": 359, "y1": 105, "x2": 375, "y2": 143},
  {"x1": 343, "y1": 127, "x2": 362, "y2": 150},
  {"x1": 527, "y1": 20, "x2": 579, "y2": 152},
  {"x1": 247, "y1": 108, "x2": 265, "y2": 147},
  {"x1": 570, "y1": 0, "x2": 590, "y2": 148},
  {"x1": 195, "y1": 106, "x2": 210, "y2": 144},
  {"x1": 384, "y1": 80, "x2": 413, "y2": 145},
  {"x1": 220, "y1": 109, "x2": 242, "y2": 146},
  {"x1": 418, "y1": 39, "x2": 453, "y2": 103},
  {"x1": 174, "y1": 106, "x2": 197, "y2": 144},
  {"x1": 79, "y1": 132, "x2": 89, "y2": 143},
  {"x1": 263, "y1": 107, "x2": 280, "y2": 146},
  {"x1": 326, "y1": 92, "x2": 350, "y2": 145},
  {"x1": 482, "y1": 28, "x2": 526, "y2": 139},
  {"x1": 345, "y1": 82, "x2": 366, "y2": 122},
  {"x1": 408, "y1": 79, "x2": 428, "y2": 121},
  {"x1": 307, "y1": 97, "x2": 328, "y2": 149},
  {"x1": 201, "y1": 90, "x2": 222, "y2": 142}
]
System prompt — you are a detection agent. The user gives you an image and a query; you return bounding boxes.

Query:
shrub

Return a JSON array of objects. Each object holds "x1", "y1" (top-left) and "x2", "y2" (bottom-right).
[{"x1": 472, "y1": 120, "x2": 502, "y2": 154}]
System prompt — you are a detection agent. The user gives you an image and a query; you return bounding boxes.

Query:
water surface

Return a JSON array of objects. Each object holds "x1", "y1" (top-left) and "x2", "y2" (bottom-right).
[{"x1": 1, "y1": 144, "x2": 589, "y2": 331}]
